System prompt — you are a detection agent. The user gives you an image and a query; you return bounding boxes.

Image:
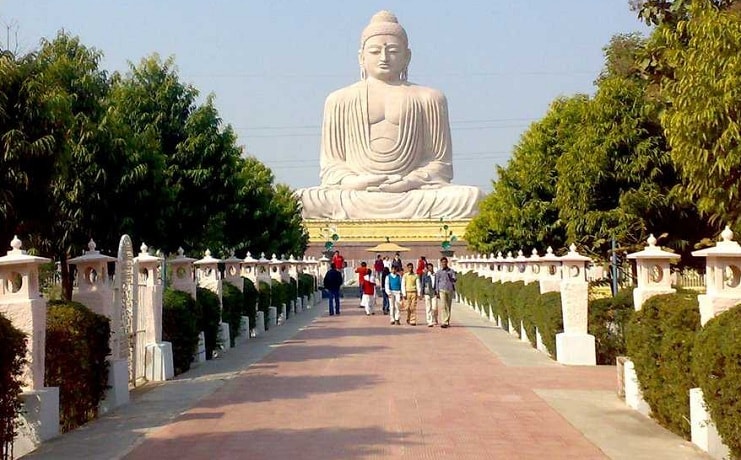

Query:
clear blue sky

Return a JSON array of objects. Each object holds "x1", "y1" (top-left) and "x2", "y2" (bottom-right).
[{"x1": 2, "y1": 1, "x2": 648, "y2": 192}]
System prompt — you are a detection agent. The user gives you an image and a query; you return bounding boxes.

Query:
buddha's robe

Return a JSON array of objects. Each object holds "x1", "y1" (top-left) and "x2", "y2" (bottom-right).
[{"x1": 297, "y1": 81, "x2": 483, "y2": 220}]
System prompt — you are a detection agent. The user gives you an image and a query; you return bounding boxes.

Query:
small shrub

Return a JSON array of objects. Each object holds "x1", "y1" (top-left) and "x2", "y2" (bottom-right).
[
  {"x1": 222, "y1": 282, "x2": 244, "y2": 346},
  {"x1": 271, "y1": 280, "x2": 287, "y2": 317},
  {"x1": 196, "y1": 287, "x2": 221, "y2": 359},
  {"x1": 285, "y1": 278, "x2": 298, "y2": 316},
  {"x1": 515, "y1": 282, "x2": 541, "y2": 347},
  {"x1": 625, "y1": 292, "x2": 700, "y2": 439},
  {"x1": 45, "y1": 300, "x2": 110, "y2": 432},
  {"x1": 533, "y1": 291, "x2": 563, "y2": 357},
  {"x1": 298, "y1": 273, "x2": 315, "y2": 297},
  {"x1": 163, "y1": 289, "x2": 199, "y2": 375},
  {"x1": 243, "y1": 278, "x2": 258, "y2": 330},
  {"x1": 0, "y1": 314, "x2": 26, "y2": 458},
  {"x1": 258, "y1": 281, "x2": 271, "y2": 330},
  {"x1": 588, "y1": 288, "x2": 634, "y2": 365},
  {"x1": 692, "y1": 304, "x2": 741, "y2": 457}
]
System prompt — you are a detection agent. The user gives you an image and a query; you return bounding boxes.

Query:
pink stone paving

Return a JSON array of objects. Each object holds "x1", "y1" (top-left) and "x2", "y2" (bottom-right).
[{"x1": 126, "y1": 299, "x2": 615, "y2": 459}]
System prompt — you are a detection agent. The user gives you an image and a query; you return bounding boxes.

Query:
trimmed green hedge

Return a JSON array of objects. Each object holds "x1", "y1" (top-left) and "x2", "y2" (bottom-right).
[
  {"x1": 222, "y1": 282, "x2": 244, "y2": 346},
  {"x1": 243, "y1": 278, "x2": 258, "y2": 330},
  {"x1": 258, "y1": 281, "x2": 271, "y2": 330},
  {"x1": 271, "y1": 280, "x2": 287, "y2": 318},
  {"x1": 298, "y1": 273, "x2": 315, "y2": 298},
  {"x1": 625, "y1": 292, "x2": 700, "y2": 439},
  {"x1": 196, "y1": 287, "x2": 221, "y2": 359},
  {"x1": 0, "y1": 313, "x2": 26, "y2": 456},
  {"x1": 693, "y1": 304, "x2": 741, "y2": 457},
  {"x1": 163, "y1": 289, "x2": 199, "y2": 375},
  {"x1": 285, "y1": 278, "x2": 298, "y2": 317},
  {"x1": 533, "y1": 291, "x2": 563, "y2": 357},
  {"x1": 45, "y1": 300, "x2": 110, "y2": 432},
  {"x1": 588, "y1": 288, "x2": 634, "y2": 365},
  {"x1": 456, "y1": 273, "x2": 563, "y2": 357}
]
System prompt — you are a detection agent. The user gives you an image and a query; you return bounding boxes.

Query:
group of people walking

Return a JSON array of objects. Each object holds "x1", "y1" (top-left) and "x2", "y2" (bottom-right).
[{"x1": 322, "y1": 251, "x2": 457, "y2": 329}]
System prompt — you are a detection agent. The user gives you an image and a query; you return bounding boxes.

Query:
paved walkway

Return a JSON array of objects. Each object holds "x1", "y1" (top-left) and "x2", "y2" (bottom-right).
[{"x1": 26, "y1": 297, "x2": 709, "y2": 459}]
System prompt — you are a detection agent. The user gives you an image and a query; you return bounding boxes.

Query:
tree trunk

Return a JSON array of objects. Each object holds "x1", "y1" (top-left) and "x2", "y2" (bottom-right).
[{"x1": 60, "y1": 254, "x2": 73, "y2": 301}]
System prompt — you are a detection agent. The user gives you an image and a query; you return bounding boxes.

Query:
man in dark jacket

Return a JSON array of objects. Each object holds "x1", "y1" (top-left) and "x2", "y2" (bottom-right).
[{"x1": 323, "y1": 263, "x2": 343, "y2": 316}]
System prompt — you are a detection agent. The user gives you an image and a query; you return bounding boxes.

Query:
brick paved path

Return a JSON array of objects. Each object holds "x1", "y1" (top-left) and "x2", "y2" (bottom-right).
[{"x1": 125, "y1": 299, "x2": 615, "y2": 459}]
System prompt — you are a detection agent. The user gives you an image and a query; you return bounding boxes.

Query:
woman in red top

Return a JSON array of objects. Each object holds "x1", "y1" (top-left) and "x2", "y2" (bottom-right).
[
  {"x1": 416, "y1": 256, "x2": 427, "y2": 276},
  {"x1": 332, "y1": 250, "x2": 345, "y2": 271},
  {"x1": 355, "y1": 261, "x2": 369, "y2": 300}
]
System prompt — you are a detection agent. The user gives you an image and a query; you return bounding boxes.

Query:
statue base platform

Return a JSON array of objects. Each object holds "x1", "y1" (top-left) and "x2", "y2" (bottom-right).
[{"x1": 305, "y1": 218, "x2": 472, "y2": 261}]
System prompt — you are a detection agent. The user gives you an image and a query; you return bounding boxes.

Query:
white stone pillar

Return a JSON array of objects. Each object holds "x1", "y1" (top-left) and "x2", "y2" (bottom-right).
[
  {"x1": 135, "y1": 243, "x2": 173, "y2": 382},
  {"x1": 170, "y1": 247, "x2": 197, "y2": 299},
  {"x1": 622, "y1": 235, "x2": 680, "y2": 417},
  {"x1": 556, "y1": 244, "x2": 596, "y2": 366},
  {"x1": 223, "y1": 251, "x2": 244, "y2": 292},
  {"x1": 688, "y1": 226, "x2": 738, "y2": 458},
  {"x1": 627, "y1": 234, "x2": 680, "y2": 311},
  {"x1": 68, "y1": 239, "x2": 128, "y2": 413},
  {"x1": 525, "y1": 249, "x2": 541, "y2": 285},
  {"x1": 195, "y1": 249, "x2": 229, "y2": 351},
  {"x1": 0, "y1": 237, "x2": 59, "y2": 454},
  {"x1": 539, "y1": 247, "x2": 561, "y2": 294}
]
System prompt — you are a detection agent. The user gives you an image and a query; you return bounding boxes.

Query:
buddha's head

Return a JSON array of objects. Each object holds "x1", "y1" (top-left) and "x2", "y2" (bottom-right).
[{"x1": 359, "y1": 11, "x2": 411, "y2": 83}]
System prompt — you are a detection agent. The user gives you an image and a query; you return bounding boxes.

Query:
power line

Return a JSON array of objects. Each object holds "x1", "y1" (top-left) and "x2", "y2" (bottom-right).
[
  {"x1": 262, "y1": 150, "x2": 511, "y2": 164},
  {"x1": 184, "y1": 70, "x2": 595, "y2": 79},
  {"x1": 240, "y1": 124, "x2": 530, "y2": 138},
  {"x1": 236, "y1": 117, "x2": 538, "y2": 131}
]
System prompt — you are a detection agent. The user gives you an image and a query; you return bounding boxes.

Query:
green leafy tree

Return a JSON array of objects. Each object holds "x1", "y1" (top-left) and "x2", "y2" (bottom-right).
[
  {"x1": 466, "y1": 95, "x2": 585, "y2": 253},
  {"x1": 658, "y1": 3, "x2": 741, "y2": 227},
  {"x1": 555, "y1": 34, "x2": 708, "y2": 258}
]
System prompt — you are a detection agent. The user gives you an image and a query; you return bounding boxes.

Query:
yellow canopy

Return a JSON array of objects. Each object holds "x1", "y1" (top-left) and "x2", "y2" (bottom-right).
[{"x1": 365, "y1": 241, "x2": 411, "y2": 253}]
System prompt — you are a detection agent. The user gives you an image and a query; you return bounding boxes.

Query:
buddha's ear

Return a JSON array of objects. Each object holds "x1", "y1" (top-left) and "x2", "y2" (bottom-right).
[{"x1": 405, "y1": 48, "x2": 412, "y2": 66}]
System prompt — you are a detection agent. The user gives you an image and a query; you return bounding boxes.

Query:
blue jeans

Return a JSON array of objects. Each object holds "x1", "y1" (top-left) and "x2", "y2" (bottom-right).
[
  {"x1": 382, "y1": 290, "x2": 389, "y2": 312},
  {"x1": 328, "y1": 289, "x2": 341, "y2": 315}
]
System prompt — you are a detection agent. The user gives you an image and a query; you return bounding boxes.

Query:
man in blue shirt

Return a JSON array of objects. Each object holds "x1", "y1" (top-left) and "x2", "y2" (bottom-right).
[{"x1": 434, "y1": 257, "x2": 456, "y2": 328}]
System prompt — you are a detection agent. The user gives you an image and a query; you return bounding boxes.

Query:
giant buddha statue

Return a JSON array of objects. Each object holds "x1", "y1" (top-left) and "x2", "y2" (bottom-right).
[{"x1": 297, "y1": 10, "x2": 484, "y2": 220}]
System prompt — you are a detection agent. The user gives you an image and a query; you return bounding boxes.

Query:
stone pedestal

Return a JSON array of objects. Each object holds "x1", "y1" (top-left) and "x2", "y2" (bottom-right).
[
  {"x1": 557, "y1": 260, "x2": 596, "y2": 366},
  {"x1": 219, "y1": 322, "x2": 231, "y2": 349},
  {"x1": 556, "y1": 333, "x2": 596, "y2": 366},
  {"x1": 145, "y1": 342, "x2": 174, "y2": 382},
  {"x1": 697, "y1": 294, "x2": 739, "y2": 327},
  {"x1": 520, "y1": 321, "x2": 530, "y2": 344},
  {"x1": 624, "y1": 359, "x2": 650, "y2": 416},
  {"x1": 690, "y1": 388, "x2": 730, "y2": 459},
  {"x1": 100, "y1": 358, "x2": 130, "y2": 414},
  {"x1": 239, "y1": 316, "x2": 249, "y2": 340},
  {"x1": 255, "y1": 311, "x2": 266, "y2": 335},
  {"x1": 195, "y1": 332, "x2": 206, "y2": 363},
  {"x1": 13, "y1": 388, "x2": 60, "y2": 458},
  {"x1": 268, "y1": 306, "x2": 277, "y2": 327},
  {"x1": 508, "y1": 318, "x2": 517, "y2": 336},
  {"x1": 535, "y1": 328, "x2": 548, "y2": 355}
]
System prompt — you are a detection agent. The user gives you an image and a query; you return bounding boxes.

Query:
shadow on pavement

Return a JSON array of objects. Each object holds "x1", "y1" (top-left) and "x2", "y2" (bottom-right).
[
  {"x1": 261, "y1": 344, "x2": 388, "y2": 363},
  {"x1": 197, "y1": 373, "x2": 382, "y2": 405},
  {"x1": 297, "y1": 325, "x2": 427, "y2": 339},
  {"x1": 125, "y1": 426, "x2": 416, "y2": 460}
]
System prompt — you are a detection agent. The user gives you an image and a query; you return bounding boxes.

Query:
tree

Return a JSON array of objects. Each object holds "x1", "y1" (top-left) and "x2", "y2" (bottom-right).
[
  {"x1": 466, "y1": 95, "x2": 586, "y2": 254},
  {"x1": 0, "y1": 32, "x2": 122, "y2": 298},
  {"x1": 554, "y1": 34, "x2": 710, "y2": 258},
  {"x1": 659, "y1": 4, "x2": 741, "y2": 227}
]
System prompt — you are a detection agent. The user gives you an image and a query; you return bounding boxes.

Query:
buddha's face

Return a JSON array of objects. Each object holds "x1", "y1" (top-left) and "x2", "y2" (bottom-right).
[{"x1": 360, "y1": 34, "x2": 410, "y2": 82}]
